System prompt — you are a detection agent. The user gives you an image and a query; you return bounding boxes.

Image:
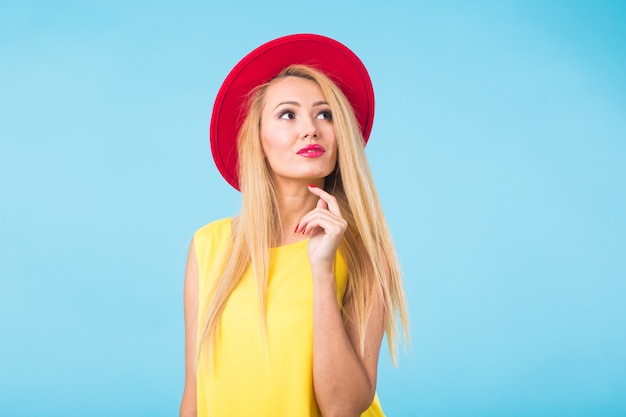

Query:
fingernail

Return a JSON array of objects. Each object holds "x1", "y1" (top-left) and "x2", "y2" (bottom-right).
[
  {"x1": 294, "y1": 224, "x2": 299, "y2": 233},
  {"x1": 307, "y1": 184, "x2": 317, "y2": 188}
]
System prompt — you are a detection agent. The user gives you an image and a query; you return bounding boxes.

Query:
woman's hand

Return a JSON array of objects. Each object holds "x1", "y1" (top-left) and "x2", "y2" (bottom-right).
[
  {"x1": 300, "y1": 185, "x2": 384, "y2": 415},
  {"x1": 295, "y1": 184, "x2": 347, "y2": 277}
]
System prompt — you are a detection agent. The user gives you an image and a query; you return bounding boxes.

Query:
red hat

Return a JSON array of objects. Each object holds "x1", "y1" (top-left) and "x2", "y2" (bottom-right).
[{"x1": 210, "y1": 33, "x2": 375, "y2": 190}]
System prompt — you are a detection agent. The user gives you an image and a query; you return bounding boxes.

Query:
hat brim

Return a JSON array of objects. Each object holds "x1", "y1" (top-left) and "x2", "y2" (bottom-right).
[{"x1": 210, "y1": 33, "x2": 375, "y2": 191}]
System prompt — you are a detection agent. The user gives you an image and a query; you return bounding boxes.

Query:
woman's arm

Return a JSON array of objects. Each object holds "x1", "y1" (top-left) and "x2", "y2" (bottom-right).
[
  {"x1": 312, "y1": 276, "x2": 385, "y2": 417},
  {"x1": 180, "y1": 238, "x2": 199, "y2": 417},
  {"x1": 297, "y1": 185, "x2": 386, "y2": 416}
]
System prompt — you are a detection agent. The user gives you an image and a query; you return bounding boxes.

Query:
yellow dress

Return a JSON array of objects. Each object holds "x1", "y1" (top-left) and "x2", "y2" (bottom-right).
[{"x1": 194, "y1": 218, "x2": 385, "y2": 417}]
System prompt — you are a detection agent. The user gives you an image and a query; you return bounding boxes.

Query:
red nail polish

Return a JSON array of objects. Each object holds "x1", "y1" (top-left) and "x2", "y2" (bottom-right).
[
  {"x1": 294, "y1": 224, "x2": 299, "y2": 233},
  {"x1": 307, "y1": 184, "x2": 317, "y2": 188}
]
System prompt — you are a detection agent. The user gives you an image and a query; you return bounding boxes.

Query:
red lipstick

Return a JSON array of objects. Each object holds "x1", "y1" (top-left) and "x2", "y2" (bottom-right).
[{"x1": 297, "y1": 144, "x2": 325, "y2": 158}]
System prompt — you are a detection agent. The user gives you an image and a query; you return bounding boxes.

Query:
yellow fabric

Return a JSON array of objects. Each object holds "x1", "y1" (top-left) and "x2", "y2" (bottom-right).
[{"x1": 194, "y1": 218, "x2": 385, "y2": 417}]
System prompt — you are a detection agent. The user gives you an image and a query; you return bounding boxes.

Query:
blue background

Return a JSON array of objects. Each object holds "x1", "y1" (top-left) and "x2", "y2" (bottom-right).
[{"x1": 1, "y1": 1, "x2": 625, "y2": 416}]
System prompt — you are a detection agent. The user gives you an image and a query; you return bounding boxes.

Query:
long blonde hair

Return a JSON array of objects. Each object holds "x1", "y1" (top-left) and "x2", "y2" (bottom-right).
[{"x1": 198, "y1": 64, "x2": 409, "y2": 365}]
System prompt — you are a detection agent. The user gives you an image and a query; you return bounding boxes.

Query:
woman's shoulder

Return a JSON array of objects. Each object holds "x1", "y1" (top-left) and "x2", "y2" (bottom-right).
[
  {"x1": 193, "y1": 217, "x2": 234, "y2": 246},
  {"x1": 193, "y1": 217, "x2": 234, "y2": 269}
]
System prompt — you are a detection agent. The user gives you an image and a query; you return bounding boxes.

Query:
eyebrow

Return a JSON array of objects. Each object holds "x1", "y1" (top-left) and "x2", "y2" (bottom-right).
[{"x1": 273, "y1": 100, "x2": 329, "y2": 110}]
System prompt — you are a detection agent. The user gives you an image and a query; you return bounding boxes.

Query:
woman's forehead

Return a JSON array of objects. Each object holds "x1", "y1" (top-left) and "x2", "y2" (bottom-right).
[{"x1": 263, "y1": 77, "x2": 326, "y2": 107}]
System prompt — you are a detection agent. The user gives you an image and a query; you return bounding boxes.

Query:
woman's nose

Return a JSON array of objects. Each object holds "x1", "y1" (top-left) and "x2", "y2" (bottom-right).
[
  {"x1": 303, "y1": 129, "x2": 318, "y2": 139},
  {"x1": 301, "y1": 118, "x2": 318, "y2": 140}
]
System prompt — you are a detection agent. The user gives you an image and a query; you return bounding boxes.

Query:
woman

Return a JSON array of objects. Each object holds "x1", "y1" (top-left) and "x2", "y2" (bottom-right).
[{"x1": 181, "y1": 34, "x2": 409, "y2": 417}]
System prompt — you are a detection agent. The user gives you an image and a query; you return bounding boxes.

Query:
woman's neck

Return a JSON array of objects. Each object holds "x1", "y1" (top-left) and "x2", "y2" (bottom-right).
[{"x1": 274, "y1": 180, "x2": 323, "y2": 245}]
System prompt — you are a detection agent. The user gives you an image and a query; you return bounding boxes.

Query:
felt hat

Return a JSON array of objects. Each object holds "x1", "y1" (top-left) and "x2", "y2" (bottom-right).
[{"x1": 210, "y1": 33, "x2": 374, "y2": 190}]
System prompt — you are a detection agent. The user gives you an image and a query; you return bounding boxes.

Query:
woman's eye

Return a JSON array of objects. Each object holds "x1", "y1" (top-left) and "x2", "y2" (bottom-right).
[
  {"x1": 279, "y1": 111, "x2": 295, "y2": 120},
  {"x1": 316, "y1": 110, "x2": 332, "y2": 120}
]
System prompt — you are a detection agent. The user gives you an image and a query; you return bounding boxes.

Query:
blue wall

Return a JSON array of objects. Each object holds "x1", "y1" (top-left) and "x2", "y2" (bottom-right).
[{"x1": 1, "y1": 1, "x2": 625, "y2": 415}]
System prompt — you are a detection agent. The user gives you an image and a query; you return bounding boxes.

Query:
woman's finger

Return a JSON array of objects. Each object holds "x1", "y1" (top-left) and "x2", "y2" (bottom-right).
[
  {"x1": 298, "y1": 208, "x2": 346, "y2": 236},
  {"x1": 316, "y1": 197, "x2": 328, "y2": 210},
  {"x1": 307, "y1": 184, "x2": 340, "y2": 215}
]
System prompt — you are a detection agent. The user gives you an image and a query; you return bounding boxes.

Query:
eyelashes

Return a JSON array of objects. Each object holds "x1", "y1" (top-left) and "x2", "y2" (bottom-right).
[
  {"x1": 278, "y1": 109, "x2": 333, "y2": 121},
  {"x1": 279, "y1": 110, "x2": 296, "y2": 120},
  {"x1": 316, "y1": 110, "x2": 332, "y2": 121}
]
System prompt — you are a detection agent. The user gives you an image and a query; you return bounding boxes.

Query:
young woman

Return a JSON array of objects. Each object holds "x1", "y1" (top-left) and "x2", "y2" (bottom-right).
[{"x1": 180, "y1": 34, "x2": 409, "y2": 417}]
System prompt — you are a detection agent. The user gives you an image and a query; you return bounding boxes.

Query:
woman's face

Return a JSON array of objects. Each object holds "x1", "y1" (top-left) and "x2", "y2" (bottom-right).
[{"x1": 260, "y1": 76, "x2": 337, "y2": 187}]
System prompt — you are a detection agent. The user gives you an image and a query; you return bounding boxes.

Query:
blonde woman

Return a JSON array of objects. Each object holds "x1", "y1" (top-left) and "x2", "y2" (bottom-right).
[{"x1": 181, "y1": 34, "x2": 409, "y2": 417}]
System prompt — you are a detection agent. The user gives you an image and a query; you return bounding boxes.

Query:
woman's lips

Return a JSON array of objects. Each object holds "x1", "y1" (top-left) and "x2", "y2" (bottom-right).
[{"x1": 297, "y1": 144, "x2": 325, "y2": 158}]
